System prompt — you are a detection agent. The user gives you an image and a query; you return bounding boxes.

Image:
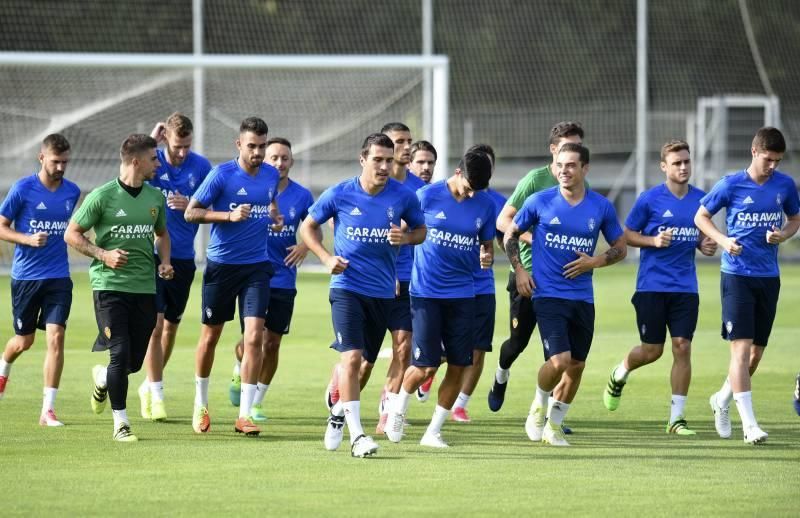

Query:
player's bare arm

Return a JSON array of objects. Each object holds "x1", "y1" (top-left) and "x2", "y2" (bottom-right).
[
  {"x1": 563, "y1": 235, "x2": 627, "y2": 279},
  {"x1": 504, "y1": 222, "x2": 535, "y2": 297},
  {"x1": 0, "y1": 215, "x2": 48, "y2": 247},
  {"x1": 624, "y1": 226, "x2": 672, "y2": 249},
  {"x1": 497, "y1": 204, "x2": 533, "y2": 245},
  {"x1": 694, "y1": 206, "x2": 742, "y2": 255},
  {"x1": 64, "y1": 221, "x2": 127, "y2": 268},
  {"x1": 184, "y1": 198, "x2": 249, "y2": 224},
  {"x1": 154, "y1": 227, "x2": 174, "y2": 280},
  {"x1": 766, "y1": 213, "x2": 800, "y2": 244},
  {"x1": 299, "y1": 216, "x2": 348, "y2": 274}
]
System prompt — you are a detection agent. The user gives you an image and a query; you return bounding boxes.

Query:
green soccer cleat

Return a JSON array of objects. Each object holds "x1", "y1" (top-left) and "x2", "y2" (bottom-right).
[
  {"x1": 603, "y1": 369, "x2": 626, "y2": 411},
  {"x1": 150, "y1": 399, "x2": 167, "y2": 422},
  {"x1": 666, "y1": 417, "x2": 696, "y2": 435},
  {"x1": 138, "y1": 382, "x2": 151, "y2": 419},
  {"x1": 91, "y1": 365, "x2": 108, "y2": 415},
  {"x1": 229, "y1": 374, "x2": 241, "y2": 407},
  {"x1": 249, "y1": 403, "x2": 268, "y2": 422}
]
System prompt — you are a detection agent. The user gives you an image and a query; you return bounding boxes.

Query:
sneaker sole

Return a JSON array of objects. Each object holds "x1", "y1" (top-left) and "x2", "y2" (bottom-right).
[{"x1": 235, "y1": 427, "x2": 261, "y2": 436}]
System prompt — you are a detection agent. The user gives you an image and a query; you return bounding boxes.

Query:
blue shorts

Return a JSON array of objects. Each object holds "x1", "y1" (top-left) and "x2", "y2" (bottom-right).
[
  {"x1": 387, "y1": 281, "x2": 412, "y2": 332},
  {"x1": 10, "y1": 277, "x2": 72, "y2": 335},
  {"x1": 411, "y1": 296, "x2": 475, "y2": 368},
  {"x1": 329, "y1": 288, "x2": 390, "y2": 364},
  {"x1": 201, "y1": 260, "x2": 272, "y2": 331},
  {"x1": 533, "y1": 297, "x2": 595, "y2": 362},
  {"x1": 720, "y1": 273, "x2": 780, "y2": 347},
  {"x1": 265, "y1": 288, "x2": 296, "y2": 335},
  {"x1": 155, "y1": 256, "x2": 196, "y2": 324},
  {"x1": 474, "y1": 293, "x2": 496, "y2": 352},
  {"x1": 632, "y1": 291, "x2": 699, "y2": 344}
]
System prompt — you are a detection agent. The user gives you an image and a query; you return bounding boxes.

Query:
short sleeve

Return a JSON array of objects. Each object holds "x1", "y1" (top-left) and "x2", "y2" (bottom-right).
[
  {"x1": 300, "y1": 190, "x2": 314, "y2": 220},
  {"x1": 0, "y1": 182, "x2": 23, "y2": 222},
  {"x1": 700, "y1": 177, "x2": 730, "y2": 216},
  {"x1": 601, "y1": 199, "x2": 624, "y2": 243},
  {"x1": 624, "y1": 192, "x2": 649, "y2": 231},
  {"x1": 192, "y1": 168, "x2": 223, "y2": 208},
  {"x1": 401, "y1": 190, "x2": 425, "y2": 229},
  {"x1": 507, "y1": 172, "x2": 537, "y2": 210},
  {"x1": 71, "y1": 189, "x2": 104, "y2": 230},
  {"x1": 308, "y1": 186, "x2": 338, "y2": 224},
  {"x1": 782, "y1": 180, "x2": 800, "y2": 217},
  {"x1": 155, "y1": 192, "x2": 167, "y2": 232},
  {"x1": 513, "y1": 195, "x2": 539, "y2": 233}
]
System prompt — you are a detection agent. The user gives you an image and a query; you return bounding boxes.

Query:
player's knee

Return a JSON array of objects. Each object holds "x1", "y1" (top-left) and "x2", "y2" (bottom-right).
[
  {"x1": 671, "y1": 339, "x2": 691, "y2": 359},
  {"x1": 642, "y1": 344, "x2": 664, "y2": 362},
  {"x1": 549, "y1": 352, "x2": 572, "y2": 373}
]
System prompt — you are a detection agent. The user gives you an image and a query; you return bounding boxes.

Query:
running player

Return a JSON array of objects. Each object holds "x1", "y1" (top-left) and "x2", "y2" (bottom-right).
[{"x1": 409, "y1": 140, "x2": 437, "y2": 184}]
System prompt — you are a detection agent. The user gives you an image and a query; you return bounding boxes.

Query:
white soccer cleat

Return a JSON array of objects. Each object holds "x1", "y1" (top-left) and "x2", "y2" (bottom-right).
[
  {"x1": 525, "y1": 406, "x2": 546, "y2": 442},
  {"x1": 324, "y1": 413, "x2": 345, "y2": 451},
  {"x1": 351, "y1": 434, "x2": 379, "y2": 457},
  {"x1": 420, "y1": 431, "x2": 449, "y2": 448},
  {"x1": 39, "y1": 409, "x2": 64, "y2": 427},
  {"x1": 542, "y1": 421, "x2": 570, "y2": 447},
  {"x1": 384, "y1": 411, "x2": 405, "y2": 443},
  {"x1": 743, "y1": 425, "x2": 768, "y2": 445},
  {"x1": 709, "y1": 393, "x2": 732, "y2": 439}
]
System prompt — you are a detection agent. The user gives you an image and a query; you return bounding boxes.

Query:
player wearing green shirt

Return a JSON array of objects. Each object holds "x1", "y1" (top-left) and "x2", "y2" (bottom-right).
[{"x1": 65, "y1": 134, "x2": 172, "y2": 442}]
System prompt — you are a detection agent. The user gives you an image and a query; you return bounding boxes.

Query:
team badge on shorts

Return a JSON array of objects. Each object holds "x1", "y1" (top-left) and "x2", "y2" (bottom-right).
[
  {"x1": 150, "y1": 207, "x2": 157, "y2": 220},
  {"x1": 15, "y1": 318, "x2": 22, "y2": 330},
  {"x1": 414, "y1": 347, "x2": 421, "y2": 360},
  {"x1": 337, "y1": 332, "x2": 343, "y2": 345},
  {"x1": 512, "y1": 317, "x2": 518, "y2": 329},
  {"x1": 641, "y1": 324, "x2": 647, "y2": 335},
  {"x1": 543, "y1": 339, "x2": 550, "y2": 351},
  {"x1": 104, "y1": 326, "x2": 111, "y2": 339},
  {"x1": 205, "y1": 307, "x2": 213, "y2": 319},
  {"x1": 725, "y1": 321, "x2": 733, "y2": 334}
]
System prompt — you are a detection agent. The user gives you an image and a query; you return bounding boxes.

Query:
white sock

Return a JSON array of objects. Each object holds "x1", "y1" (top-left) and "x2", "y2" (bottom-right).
[
  {"x1": 383, "y1": 391, "x2": 398, "y2": 415},
  {"x1": 195, "y1": 376, "x2": 209, "y2": 408},
  {"x1": 613, "y1": 362, "x2": 630, "y2": 382},
  {"x1": 717, "y1": 378, "x2": 733, "y2": 408},
  {"x1": 42, "y1": 387, "x2": 57, "y2": 413},
  {"x1": 150, "y1": 381, "x2": 165, "y2": 403},
  {"x1": 547, "y1": 399, "x2": 570, "y2": 426},
  {"x1": 331, "y1": 400, "x2": 344, "y2": 417},
  {"x1": 531, "y1": 385, "x2": 549, "y2": 413},
  {"x1": 733, "y1": 391, "x2": 758, "y2": 429},
  {"x1": 239, "y1": 383, "x2": 257, "y2": 418},
  {"x1": 139, "y1": 378, "x2": 149, "y2": 394},
  {"x1": 453, "y1": 391, "x2": 471, "y2": 410},
  {"x1": 95, "y1": 365, "x2": 108, "y2": 388},
  {"x1": 395, "y1": 389, "x2": 412, "y2": 415},
  {"x1": 0, "y1": 358, "x2": 11, "y2": 377},
  {"x1": 426, "y1": 404, "x2": 450, "y2": 436},
  {"x1": 342, "y1": 400, "x2": 364, "y2": 443},
  {"x1": 112, "y1": 408, "x2": 129, "y2": 429},
  {"x1": 233, "y1": 359, "x2": 241, "y2": 377},
  {"x1": 495, "y1": 366, "x2": 509, "y2": 384},
  {"x1": 670, "y1": 395, "x2": 687, "y2": 423},
  {"x1": 253, "y1": 383, "x2": 269, "y2": 406}
]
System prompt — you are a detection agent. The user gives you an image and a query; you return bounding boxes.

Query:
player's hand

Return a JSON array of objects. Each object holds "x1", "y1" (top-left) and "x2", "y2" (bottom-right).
[
  {"x1": 722, "y1": 237, "x2": 742, "y2": 256},
  {"x1": 158, "y1": 263, "x2": 174, "y2": 280},
  {"x1": 766, "y1": 225, "x2": 787, "y2": 245},
  {"x1": 166, "y1": 191, "x2": 189, "y2": 211},
  {"x1": 387, "y1": 223, "x2": 404, "y2": 245},
  {"x1": 229, "y1": 204, "x2": 251, "y2": 222},
  {"x1": 284, "y1": 243, "x2": 309, "y2": 267},
  {"x1": 26, "y1": 231, "x2": 48, "y2": 247},
  {"x1": 325, "y1": 255, "x2": 349, "y2": 275},
  {"x1": 480, "y1": 244, "x2": 493, "y2": 269},
  {"x1": 151, "y1": 122, "x2": 167, "y2": 143},
  {"x1": 699, "y1": 236, "x2": 717, "y2": 256},
  {"x1": 652, "y1": 228, "x2": 673, "y2": 248},
  {"x1": 102, "y1": 249, "x2": 128, "y2": 269},
  {"x1": 515, "y1": 267, "x2": 535, "y2": 298},
  {"x1": 395, "y1": 279, "x2": 401, "y2": 296},
  {"x1": 563, "y1": 251, "x2": 596, "y2": 279}
]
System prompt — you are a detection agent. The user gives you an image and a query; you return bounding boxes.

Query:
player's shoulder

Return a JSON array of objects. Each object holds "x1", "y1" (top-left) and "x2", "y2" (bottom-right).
[
  {"x1": 60, "y1": 177, "x2": 82, "y2": 196},
  {"x1": 286, "y1": 178, "x2": 313, "y2": 198},
  {"x1": 516, "y1": 164, "x2": 550, "y2": 190},
  {"x1": 259, "y1": 162, "x2": 280, "y2": 178},
  {"x1": 686, "y1": 184, "x2": 706, "y2": 199},
  {"x1": 211, "y1": 159, "x2": 238, "y2": 176},
  {"x1": 10, "y1": 173, "x2": 39, "y2": 192},
  {"x1": 142, "y1": 182, "x2": 163, "y2": 197},
  {"x1": 772, "y1": 170, "x2": 797, "y2": 187},
  {"x1": 586, "y1": 189, "x2": 615, "y2": 209},
  {"x1": 187, "y1": 150, "x2": 213, "y2": 171},
  {"x1": 417, "y1": 179, "x2": 445, "y2": 198},
  {"x1": 487, "y1": 187, "x2": 507, "y2": 205}
]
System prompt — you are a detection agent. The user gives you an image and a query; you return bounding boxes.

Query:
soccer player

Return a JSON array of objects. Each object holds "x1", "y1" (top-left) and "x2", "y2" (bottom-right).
[
  {"x1": 602, "y1": 140, "x2": 717, "y2": 434},
  {"x1": 227, "y1": 137, "x2": 315, "y2": 421},
  {"x1": 451, "y1": 144, "x2": 507, "y2": 423},
  {"x1": 0, "y1": 134, "x2": 80, "y2": 426},
  {"x1": 137, "y1": 113, "x2": 212, "y2": 422},
  {"x1": 504, "y1": 143, "x2": 626, "y2": 446},
  {"x1": 301, "y1": 133, "x2": 425, "y2": 457},
  {"x1": 65, "y1": 134, "x2": 172, "y2": 442},
  {"x1": 490, "y1": 122, "x2": 585, "y2": 417},
  {"x1": 794, "y1": 374, "x2": 800, "y2": 416},
  {"x1": 409, "y1": 140, "x2": 438, "y2": 184},
  {"x1": 695, "y1": 126, "x2": 800, "y2": 444},
  {"x1": 384, "y1": 150, "x2": 496, "y2": 448},
  {"x1": 184, "y1": 117, "x2": 282, "y2": 437}
]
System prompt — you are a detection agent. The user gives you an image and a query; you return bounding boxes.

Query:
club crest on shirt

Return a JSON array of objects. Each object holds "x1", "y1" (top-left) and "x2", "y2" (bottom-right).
[
  {"x1": 188, "y1": 175, "x2": 196, "y2": 189},
  {"x1": 475, "y1": 217, "x2": 483, "y2": 230},
  {"x1": 289, "y1": 206, "x2": 297, "y2": 220},
  {"x1": 777, "y1": 193, "x2": 782, "y2": 206},
  {"x1": 65, "y1": 200, "x2": 72, "y2": 213},
  {"x1": 150, "y1": 207, "x2": 158, "y2": 220},
  {"x1": 588, "y1": 218, "x2": 596, "y2": 231},
  {"x1": 387, "y1": 206, "x2": 394, "y2": 221}
]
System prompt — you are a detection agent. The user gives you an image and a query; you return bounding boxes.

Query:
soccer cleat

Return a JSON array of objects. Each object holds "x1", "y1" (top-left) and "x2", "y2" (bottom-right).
[
  {"x1": 229, "y1": 374, "x2": 241, "y2": 407},
  {"x1": 793, "y1": 373, "x2": 800, "y2": 416},
  {"x1": 603, "y1": 369, "x2": 626, "y2": 411},
  {"x1": 451, "y1": 406, "x2": 471, "y2": 423},
  {"x1": 235, "y1": 416, "x2": 261, "y2": 436},
  {"x1": 378, "y1": 388, "x2": 387, "y2": 415},
  {"x1": 325, "y1": 366, "x2": 340, "y2": 411},
  {"x1": 666, "y1": 417, "x2": 696, "y2": 435},
  {"x1": 250, "y1": 403, "x2": 268, "y2": 422},
  {"x1": 150, "y1": 399, "x2": 167, "y2": 422},
  {"x1": 384, "y1": 411, "x2": 405, "y2": 443},
  {"x1": 351, "y1": 434, "x2": 379, "y2": 457},
  {"x1": 416, "y1": 375, "x2": 434, "y2": 402},
  {"x1": 192, "y1": 406, "x2": 211, "y2": 434},
  {"x1": 0, "y1": 375, "x2": 7, "y2": 400},
  {"x1": 542, "y1": 421, "x2": 570, "y2": 446},
  {"x1": 525, "y1": 406, "x2": 546, "y2": 442},
  {"x1": 375, "y1": 412, "x2": 388, "y2": 434},
  {"x1": 743, "y1": 425, "x2": 768, "y2": 445},
  {"x1": 90, "y1": 365, "x2": 108, "y2": 414},
  {"x1": 138, "y1": 382, "x2": 151, "y2": 419},
  {"x1": 324, "y1": 413, "x2": 345, "y2": 451},
  {"x1": 113, "y1": 424, "x2": 138, "y2": 442},
  {"x1": 420, "y1": 431, "x2": 449, "y2": 448},
  {"x1": 487, "y1": 378, "x2": 507, "y2": 412},
  {"x1": 561, "y1": 423, "x2": 573, "y2": 435},
  {"x1": 39, "y1": 409, "x2": 64, "y2": 427},
  {"x1": 709, "y1": 393, "x2": 731, "y2": 439}
]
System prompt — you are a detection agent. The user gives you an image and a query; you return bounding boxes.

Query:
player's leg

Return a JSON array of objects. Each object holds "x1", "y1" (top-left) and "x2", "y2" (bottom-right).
[
  {"x1": 378, "y1": 281, "x2": 412, "y2": 430},
  {"x1": 140, "y1": 314, "x2": 164, "y2": 419},
  {"x1": 454, "y1": 293, "x2": 493, "y2": 422},
  {"x1": 664, "y1": 292, "x2": 698, "y2": 435},
  {"x1": 39, "y1": 324, "x2": 65, "y2": 426},
  {"x1": 0, "y1": 334, "x2": 35, "y2": 399},
  {"x1": 0, "y1": 279, "x2": 43, "y2": 400}
]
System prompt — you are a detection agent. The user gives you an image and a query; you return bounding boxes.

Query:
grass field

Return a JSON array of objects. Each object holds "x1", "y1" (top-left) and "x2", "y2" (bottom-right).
[{"x1": 1, "y1": 263, "x2": 799, "y2": 516}]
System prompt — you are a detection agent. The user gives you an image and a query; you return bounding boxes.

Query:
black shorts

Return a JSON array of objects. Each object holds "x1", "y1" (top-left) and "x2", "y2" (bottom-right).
[
  {"x1": 720, "y1": 273, "x2": 780, "y2": 347},
  {"x1": 92, "y1": 290, "x2": 156, "y2": 372},
  {"x1": 10, "y1": 277, "x2": 72, "y2": 335},
  {"x1": 632, "y1": 291, "x2": 699, "y2": 344},
  {"x1": 155, "y1": 256, "x2": 196, "y2": 324},
  {"x1": 201, "y1": 259, "x2": 273, "y2": 331},
  {"x1": 474, "y1": 293, "x2": 496, "y2": 352},
  {"x1": 506, "y1": 270, "x2": 536, "y2": 348},
  {"x1": 265, "y1": 288, "x2": 297, "y2": 335},
  {"x1": 387, "y1": 281, "x2": 412, "y2": 332},
  {"x1": 533, "y1": 297, "x2": 595, "y2": 362},
  {"x1": 329, "y1": 288, "x2": 390, "y2": 364},
  {"x1": 411, "y1": 296, "x2": 475, "y2": 368}
]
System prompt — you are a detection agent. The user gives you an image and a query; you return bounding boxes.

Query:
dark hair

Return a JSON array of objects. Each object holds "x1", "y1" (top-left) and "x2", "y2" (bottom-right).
[
  {"x1": 42, "y1": 134, "x2": 70, "y2": 154},
  {"x1": 752, "y1": 127, "x2": 786, "y2": 153},
  {"x1": 457, "y1": 151, "x2": 493, "y2": 190},
  {"x1": 549, "y1": 121, "x2": 584, "y2": 146},
  {"x1": 165, "y1": 112, "x2": 193, "y2": 138},
  {"x1": 410, "y1": 140, "x2": 438, "y2": 161},
  {"x1": 120, "y1": 134, "x2": 157, "y2": 164},
  {"x1": 361, "y1": 133, "x2": 395, "y2": 157},
  {"x1": 240, "y1": 117, "x2": 269, "y2": 136},
  {"x1": 466, "y1": 143, "x2": 495, "y2": 164},
  {"x1": 558, "y1": 142, "x2": 590, "y2": 164},
  {"x1": 267, "y1": 137, "x2": 292, "y2": 149},
  {"x1": 660, "y1": 139, "x2": 690, "y2": 162},
  {"x1": 380, "y1": 122, "x2": 411, "y2": 134}
]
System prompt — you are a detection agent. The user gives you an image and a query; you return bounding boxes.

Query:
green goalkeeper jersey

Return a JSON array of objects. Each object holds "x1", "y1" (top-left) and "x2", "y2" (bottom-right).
[{"x1": 506, "y1": 165, "x2": 556, "y2": 271}]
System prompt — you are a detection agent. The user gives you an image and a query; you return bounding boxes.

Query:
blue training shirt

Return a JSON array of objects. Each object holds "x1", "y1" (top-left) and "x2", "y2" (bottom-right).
[
  {"x1": 701, "y1": 170, "x2": 799, "y2": 277},
  {"x1": 267, "y1": 179, "x2": 315, "y2": 290},
  {"x1": 0, "y1": 174, "x2": 81, "y2": 280},
  {"x1": 411, "y1": 180, "x2": 497, "y2": 299},
  {"x1": 395, "y1": 171, "x2": 427, "y2": 282},
  {"x1": 514, "y1": 186, "x2": 624, "y2": 303},
  {"x1": 148, "y1": 149, "x2": 212, "y2": 260},
  {"x1": 474, "y1": 188, "x2": 507, "y2": 296},
  {"x1": 626, "y1": 183, "x2": 705, "y2": 293},
  {"x1": 192, "y1": 159, "x2": 280, "y2": 265},
  {"x1": 309, "y1": 176, "x2": 425, "y2": 299}
]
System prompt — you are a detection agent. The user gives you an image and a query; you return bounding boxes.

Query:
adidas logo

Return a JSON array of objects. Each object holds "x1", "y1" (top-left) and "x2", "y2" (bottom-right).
[
  {"x1": 663, "y1": 209, "x2": 673, "y2": 217},
  {"x1": 115, "y1": 209, "x2": 127, "y2": 217},
  {"x1": 159, "y1": 173, "x2": 169, "y2": 181},
  {"x1": 350, "y1": 207, "x2": 362, "y2": 216},
  {"x1": 435, "y1": 211, "x2": 447, "y2": 219},
  {"x1": 236, "y1": 187, "x2": 248, "y2": 196},
  {"x1": 549, "y1": 216, "x2": 561, "y2": 225},
  {"x1": 743, "y1": 196, "x2": 754, "y2": 204},
  {"x1": 36, "y1": 202, "x2": 47, "y2": 210}
]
